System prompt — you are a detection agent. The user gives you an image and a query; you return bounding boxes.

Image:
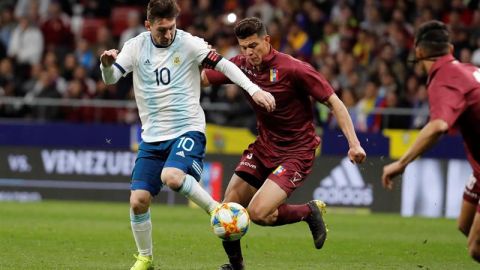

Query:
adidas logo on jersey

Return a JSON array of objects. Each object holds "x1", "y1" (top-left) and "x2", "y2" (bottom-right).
[
  {"x1": 144, "y1": 59, "x2": 151, "y2": 65},
  {"x1": 176, "y1": 150, "x2": 185, "y2": 158},
  {"x1": 313, "y1": 157, "x2": 373, "y2": 206}
]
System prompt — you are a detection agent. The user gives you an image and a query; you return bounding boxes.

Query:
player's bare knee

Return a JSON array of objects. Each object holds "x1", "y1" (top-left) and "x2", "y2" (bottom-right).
[
  {"x1": 223, "y1": 189, "x2": 235, "y2": 202},
  {"x1": 130, "y1": 196, "x2": 149, "y2": 214},
  {"x1": 224, "y1": 191, "x2": 242, "y2": 205},
  {"x1": 161, "y1": 169, "x2": 184, "y2": 190},
  {"x1": 247, "y1": 206, "x2": 268, "y2": 225}
]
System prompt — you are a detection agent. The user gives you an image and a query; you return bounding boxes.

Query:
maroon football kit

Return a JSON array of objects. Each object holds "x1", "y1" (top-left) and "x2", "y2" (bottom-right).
[
  {"x1": 205, "y1": 48, "x2": 334, "y2": 196},
  {"x1": 426, "y1": 54, "x2": 480, "y2": 211}
]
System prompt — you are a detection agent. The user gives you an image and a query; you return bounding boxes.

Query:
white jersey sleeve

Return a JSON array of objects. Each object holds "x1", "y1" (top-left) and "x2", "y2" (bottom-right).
[
  {"x1": 114, "y1": 38, "x2": 137, "y2": 76},
  {"x1": 100, "y1": 38, "x2": 138, "y2": 84},
  {"x1": 187, "y1": 35, "x2": 211, "y2": 66},
  {"x1": 214, "y1": 58, "x2": 261, "y2": 96},
  {"x1": 186, "y1": 34, "x2": 261, "y2": 96}
]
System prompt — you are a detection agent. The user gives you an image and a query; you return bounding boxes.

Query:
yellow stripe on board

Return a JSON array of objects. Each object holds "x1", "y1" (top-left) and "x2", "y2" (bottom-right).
[
  {"x1": 383, "y1": 129, "x2": 420, "y2": 159},
  {"x1": 205, "y1": 124, "x2": 256, "y2": 155}
]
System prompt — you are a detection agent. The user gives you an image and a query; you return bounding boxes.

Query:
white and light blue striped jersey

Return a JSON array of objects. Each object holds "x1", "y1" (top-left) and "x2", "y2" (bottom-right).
[{"x1": 114, "y1": 30, "x2": 210, "y2": 142}]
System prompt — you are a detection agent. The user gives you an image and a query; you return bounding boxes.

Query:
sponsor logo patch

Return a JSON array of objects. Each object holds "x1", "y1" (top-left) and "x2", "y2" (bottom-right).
[{"x1": 240, "y1": 161, "x2": 256, "y2": 169}]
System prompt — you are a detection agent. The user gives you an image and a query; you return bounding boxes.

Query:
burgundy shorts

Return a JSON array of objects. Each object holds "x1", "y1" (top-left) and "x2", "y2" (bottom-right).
[
  {"x1": 234, "y1": 149, "x2": 315, "y2": 197},
  {"x1": 463, "y1": 172, "x2": 480, "y2": 212}
]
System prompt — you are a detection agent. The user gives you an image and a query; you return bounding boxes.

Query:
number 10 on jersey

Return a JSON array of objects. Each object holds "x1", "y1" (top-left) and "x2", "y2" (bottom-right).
[{"x1": 154, "y1": 67, "x2": 171, "y2": 85}]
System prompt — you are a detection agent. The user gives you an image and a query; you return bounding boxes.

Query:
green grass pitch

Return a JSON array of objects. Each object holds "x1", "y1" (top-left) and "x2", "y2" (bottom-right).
[{"x1": 0, "y1": 201, "x2": 478, "y2": 270}]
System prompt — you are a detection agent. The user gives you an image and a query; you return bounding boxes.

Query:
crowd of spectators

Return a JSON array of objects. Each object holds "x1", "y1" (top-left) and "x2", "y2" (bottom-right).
[{"x1": 0, "y1": 0, "x2": 480, "y2": 132}]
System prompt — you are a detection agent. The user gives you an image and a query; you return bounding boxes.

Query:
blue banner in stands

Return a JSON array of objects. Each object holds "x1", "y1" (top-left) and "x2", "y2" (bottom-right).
[
  {"x1": 320, "y1": 129, "x2": 466, "y2": 159},
  {"x1": 0, "y1": 122, "x2": 130, "y2": 149}
]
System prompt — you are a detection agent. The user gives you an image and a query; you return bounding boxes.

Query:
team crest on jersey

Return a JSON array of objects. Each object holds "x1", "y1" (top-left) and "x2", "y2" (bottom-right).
[
  {"x1": 173, "y1": 52, "x2": 182, "y2": 66},
  {"x1": 270, "y1": 68, "x2": 278, "y2": 82},
  {"x1": 273, "y1": 165, "x2": 286, "y2": 176}
]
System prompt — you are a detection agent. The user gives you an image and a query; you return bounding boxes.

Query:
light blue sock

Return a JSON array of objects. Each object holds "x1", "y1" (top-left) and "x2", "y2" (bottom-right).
[{"x1": 130, "y1": 208, "x2": 152, "y2": 257}]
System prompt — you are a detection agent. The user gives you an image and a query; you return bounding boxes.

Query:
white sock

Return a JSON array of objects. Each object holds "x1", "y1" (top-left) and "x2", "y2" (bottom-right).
[
  {"x1": 130, "y1": 208, "x2": 153, "y2": 257},
  {"x1": 179, "y1": 174, "x2": 219, "y2": 214}
]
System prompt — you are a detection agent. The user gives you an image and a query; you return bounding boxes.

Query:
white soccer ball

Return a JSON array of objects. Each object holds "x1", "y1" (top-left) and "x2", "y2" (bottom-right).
[{"x1": 210, "y1": 202, "x2": 250, "y2": 241}]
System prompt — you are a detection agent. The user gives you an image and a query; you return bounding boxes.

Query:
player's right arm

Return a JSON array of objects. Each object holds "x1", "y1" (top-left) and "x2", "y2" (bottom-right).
[
  {"x1": 382, "y1": 78, "x2": 463, "y2": 190},
  {"x1": 200, "y1": 68, "x2": 214, "y2": 87},
  {"x1": 381, "y1": 119, "x2": 448, "y2": 190},
  {"x1": 100, "y1": 39, "x2": 136, "y2": 85},
  {"x1": 100, "y1": 49, "x2": 121, "y2": 84}
]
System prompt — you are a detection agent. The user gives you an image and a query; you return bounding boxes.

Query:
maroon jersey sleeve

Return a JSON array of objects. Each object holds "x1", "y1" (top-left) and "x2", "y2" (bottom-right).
[
  {"x1": 294, "y1": 61, "x2": 334, "y2": 102},
  {"x1": 204, "y1": 68, "x2": 231, "y2": 85},
  {"x1": 428, "y1": 79, "x2": 466, "y2": 127},
  {"x1": 204, "y1": 55, "x2": 243, "y2": 85}
]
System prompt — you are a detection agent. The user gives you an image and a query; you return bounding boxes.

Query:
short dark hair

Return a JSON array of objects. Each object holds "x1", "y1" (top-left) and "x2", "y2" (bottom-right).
[
  {"x1": 415, "y1": 20, "x2": 450, "y2": 56},
  {"x1": 234, "y1": 17, "x2": 267, "y2": 39},
  {"x1": 147, "y1": 0, "x2": 180, "y2": 21}
]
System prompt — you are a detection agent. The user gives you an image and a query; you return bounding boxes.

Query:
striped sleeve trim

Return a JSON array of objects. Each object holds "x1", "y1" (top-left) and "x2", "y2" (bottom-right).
[
  {"x1": 201, "y1": 51, "x2": 223, "y2": 69},
  {"x1": 113, "y1": 62, "x2": 126, "y2": 74}
]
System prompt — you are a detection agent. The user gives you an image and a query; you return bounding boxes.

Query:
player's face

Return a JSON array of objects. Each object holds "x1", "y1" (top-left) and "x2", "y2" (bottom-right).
[
  {"x1": 146, "y1": 17, "x2": 176, "y2": 46},
  {"x1": 238, "y1": 34, "x2": 271, "y2": 66},
  {"x1": 414, "y1": 46, "x2": 433, "y2": 71}
]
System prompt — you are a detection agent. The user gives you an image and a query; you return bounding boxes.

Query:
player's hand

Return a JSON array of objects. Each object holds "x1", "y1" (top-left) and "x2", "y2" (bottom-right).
[
  {"x1": 382, "y1": 161, "x2": 406, "y2": 191},
  {"x1": 100, "y1": 49, "x2": 119, "y2": 67},
  {"x1": 252, "y1": 90, "x2": 276, "y2": 112},
  {"x1": 348, "y1": 144, "x2": 366, "y2": 164}
]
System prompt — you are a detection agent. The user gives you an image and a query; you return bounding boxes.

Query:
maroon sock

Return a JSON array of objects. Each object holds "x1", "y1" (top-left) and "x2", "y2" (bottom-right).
[
  {"x1": 273, "y1": 203, "x2": 312, "y2": 226},
  {"x1": 222, "y1": 239, "x2": 243, "y2": 267}
]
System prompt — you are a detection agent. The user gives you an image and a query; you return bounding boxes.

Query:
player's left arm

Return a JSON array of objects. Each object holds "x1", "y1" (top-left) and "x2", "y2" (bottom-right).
[
  {"x1": 205, "y1": 54, "x2": 275, "y2": 112},
  {"x1": 191, "y1": 36, "x2": 275, "y2": 111},
  {"x1": 294, "y1": 61, "x2": 366, "y2": 164},
  {"x1": 324, "y1": 94, "x2": 366, "y2": 164}
]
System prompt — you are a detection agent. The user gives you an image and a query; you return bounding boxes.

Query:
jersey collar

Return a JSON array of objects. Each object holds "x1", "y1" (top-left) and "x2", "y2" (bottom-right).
[
  {"x1": 427, "y1": 54, "x2": 456, "y2": 85},
  {"x1": 255, "y1": 46, "x2": 277, "y2": 71},
  {"x1": 150, "y1": 29, "x2": 177, "y2": 48}
]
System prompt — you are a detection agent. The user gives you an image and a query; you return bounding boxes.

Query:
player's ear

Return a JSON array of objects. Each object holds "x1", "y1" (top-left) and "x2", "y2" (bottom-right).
[
  {"x1": 145, "y1": 20, "x2": 151, "y2": 31},
  {"x1": 415, "y1": 46, "x2": 424, "y2": 59},
  {"x1": 264, "y1": 35, "x2": 271, "y2": 44}
]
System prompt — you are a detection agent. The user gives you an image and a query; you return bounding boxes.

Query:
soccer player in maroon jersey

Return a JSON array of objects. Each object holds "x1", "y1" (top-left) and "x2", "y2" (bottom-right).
[
  {"x1": 201, "y1": 17, "x2": 366, "y2": 270},
  {"x1": 382, "y1": 20, "x2": 480, "y2": 263}
]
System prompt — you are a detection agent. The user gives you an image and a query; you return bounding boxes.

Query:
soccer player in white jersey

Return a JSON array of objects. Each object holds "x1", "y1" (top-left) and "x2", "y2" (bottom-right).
[{"x1": 100, "y1": 1, "x2": 275, "y2": 269}]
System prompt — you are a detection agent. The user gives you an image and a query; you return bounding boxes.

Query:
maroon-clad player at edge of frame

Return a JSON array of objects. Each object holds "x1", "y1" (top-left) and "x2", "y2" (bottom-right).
[
  {"x1": 382, "y1": 20, "x2": 480, "y2": 263},
  {"x1": 201, "y1": 17, "x2": 367, "y2": 270}
]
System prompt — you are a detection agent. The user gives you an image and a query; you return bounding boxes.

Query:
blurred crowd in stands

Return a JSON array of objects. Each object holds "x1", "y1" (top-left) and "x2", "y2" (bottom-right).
[{"x1": 0, "y1": 0, "x2": 480, "y2": 132}]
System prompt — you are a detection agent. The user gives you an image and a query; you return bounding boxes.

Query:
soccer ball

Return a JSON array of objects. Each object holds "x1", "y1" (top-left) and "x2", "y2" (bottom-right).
[{"x1": 210, "y1": 202, "x2": 250, "y2": 241}]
